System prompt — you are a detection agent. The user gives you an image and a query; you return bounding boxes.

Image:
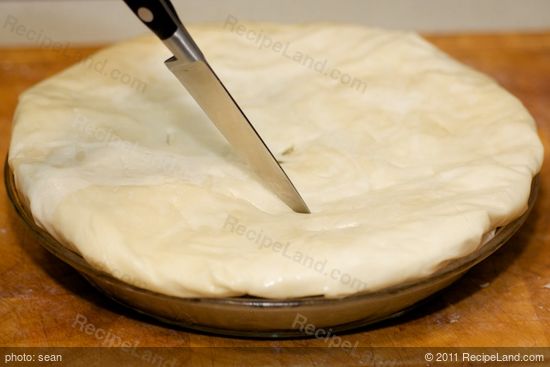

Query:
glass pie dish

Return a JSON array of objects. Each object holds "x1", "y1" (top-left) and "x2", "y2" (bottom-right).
[{"x1": 4, "y1": 161, "x2": 539, "y2": 338}]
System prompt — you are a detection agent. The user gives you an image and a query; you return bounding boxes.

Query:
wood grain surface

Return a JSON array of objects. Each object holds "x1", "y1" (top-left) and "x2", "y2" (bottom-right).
[{"x1": 0, "y1": 33, "x2": 549, "y2": 353}]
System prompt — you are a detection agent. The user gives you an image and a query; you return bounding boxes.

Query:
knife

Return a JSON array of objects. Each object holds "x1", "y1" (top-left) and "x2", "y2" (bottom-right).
[{"x1": 122, "y1": 0, "x2": 310, "y2": 214}]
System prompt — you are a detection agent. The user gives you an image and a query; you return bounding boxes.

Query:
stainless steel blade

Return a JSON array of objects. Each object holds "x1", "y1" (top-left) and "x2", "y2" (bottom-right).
[{"x1": 165, "y1": 57, "x2": 310, "y2": 214}]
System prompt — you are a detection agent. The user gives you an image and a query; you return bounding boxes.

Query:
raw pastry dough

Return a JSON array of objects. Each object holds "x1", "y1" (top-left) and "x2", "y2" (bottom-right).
[{"x1": 9, "y1": 23, "x2": 543, "y2": 298}]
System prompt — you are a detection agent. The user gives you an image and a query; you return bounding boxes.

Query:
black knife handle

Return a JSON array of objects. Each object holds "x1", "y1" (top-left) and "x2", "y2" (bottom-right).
[
  {"x1": 161, "y1": 0, "x2": 182, "y2": 25},
  {"x1": 122, "y1": 0, "x2": 178, "y2": 40}
]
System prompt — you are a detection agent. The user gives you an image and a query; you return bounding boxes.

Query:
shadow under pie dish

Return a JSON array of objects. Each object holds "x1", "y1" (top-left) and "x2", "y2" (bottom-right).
[{"x1": 5, "y1": 23, "x2": 544, "y2": 337}]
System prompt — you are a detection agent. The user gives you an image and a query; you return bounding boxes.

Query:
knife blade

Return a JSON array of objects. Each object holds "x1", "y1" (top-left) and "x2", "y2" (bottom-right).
[{"x1": 122, "y1": 0, "x2": 310, "y2": 214}]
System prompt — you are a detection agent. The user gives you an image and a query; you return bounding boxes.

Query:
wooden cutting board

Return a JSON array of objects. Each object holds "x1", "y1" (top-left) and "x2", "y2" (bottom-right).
[{"x1": 0, "y1": 33, "x2": 549, "y2": 354}]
